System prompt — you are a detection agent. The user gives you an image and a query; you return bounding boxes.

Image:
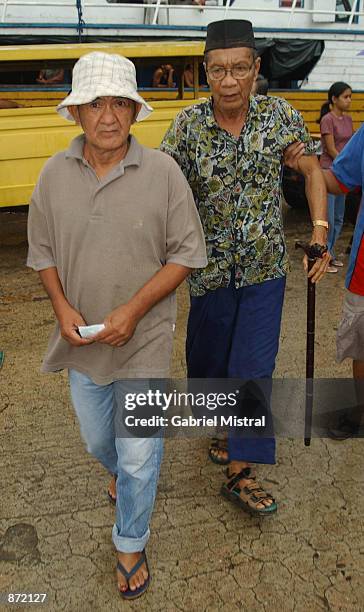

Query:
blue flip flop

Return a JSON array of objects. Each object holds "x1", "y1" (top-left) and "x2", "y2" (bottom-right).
[{"x1": 117, "y1": 550, "x2": 150, "y2": 600}]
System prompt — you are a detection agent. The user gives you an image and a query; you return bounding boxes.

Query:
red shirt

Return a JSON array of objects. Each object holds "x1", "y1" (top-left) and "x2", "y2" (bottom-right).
[{"x1": 349, "y1": 233, "x2": 364, "y2": 296}]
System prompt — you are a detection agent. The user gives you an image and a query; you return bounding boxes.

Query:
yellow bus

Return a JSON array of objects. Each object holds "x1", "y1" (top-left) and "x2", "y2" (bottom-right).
[
  {"x1": 0, "y1": 41, "x2": 363, "y2": 208},
  {"x1": 0, "y1": 41, "x2": 207, "y2": 208}
]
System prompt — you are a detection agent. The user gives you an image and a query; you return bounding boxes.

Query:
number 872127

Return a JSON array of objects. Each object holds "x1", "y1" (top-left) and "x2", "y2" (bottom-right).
[{"x1": 7, "y1": 593, "x2": 47, "y2": 604}]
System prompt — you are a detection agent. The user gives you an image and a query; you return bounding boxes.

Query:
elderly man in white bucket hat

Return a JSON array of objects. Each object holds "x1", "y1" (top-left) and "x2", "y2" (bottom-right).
[{"x1": 27, "y1": 51, "x2": 207, "y2": 600}]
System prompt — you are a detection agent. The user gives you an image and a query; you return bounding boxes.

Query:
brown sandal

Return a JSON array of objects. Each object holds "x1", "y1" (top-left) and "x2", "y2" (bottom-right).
[
  {"x1": 208, "y1": 437, "x2": 230, "y2": 465},
  {"x1": 221, "y1": 467, "x2": 277, "y2": 516}
]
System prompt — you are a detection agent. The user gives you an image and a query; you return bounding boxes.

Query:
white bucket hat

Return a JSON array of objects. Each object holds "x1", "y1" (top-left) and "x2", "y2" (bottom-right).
[{"x1": 57, "y1": 51, "x2": 153, "y2": 122}]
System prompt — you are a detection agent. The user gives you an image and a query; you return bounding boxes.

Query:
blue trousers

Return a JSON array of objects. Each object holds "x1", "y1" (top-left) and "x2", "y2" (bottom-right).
[
  {"x1": 69, "y1": 370, "x2": 163, "y2": 553},
  {"x1": 328, "y1": 193, "x2": 346, "y2": 258},
  {"x1": 186, "y1": 276, "x2": 286, "y2": 464}
]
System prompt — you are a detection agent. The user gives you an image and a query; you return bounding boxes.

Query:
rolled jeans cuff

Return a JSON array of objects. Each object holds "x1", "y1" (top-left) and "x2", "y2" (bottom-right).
[{"x1": 112, "y1": 524, "x2": 150, "y2": 553}]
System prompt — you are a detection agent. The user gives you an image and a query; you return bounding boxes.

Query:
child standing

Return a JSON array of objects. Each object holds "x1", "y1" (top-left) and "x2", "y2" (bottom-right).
[{"x1": 319, "y1": 81, "x2": 353, "y2": 272}]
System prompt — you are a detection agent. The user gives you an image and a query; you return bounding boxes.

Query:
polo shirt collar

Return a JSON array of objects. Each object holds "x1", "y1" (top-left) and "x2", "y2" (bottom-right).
[
  {"x1": 65, "y1": 134, "x2": 142, "y2": 169},
  {"x1": 65, "y1": 134, "x2": 84, "y2": 160},
  {"x1": 124, "y1": 135, "x2": 142, "y2": 168}
]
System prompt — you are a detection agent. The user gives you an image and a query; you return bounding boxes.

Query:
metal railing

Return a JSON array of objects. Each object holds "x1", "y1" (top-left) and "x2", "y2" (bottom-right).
[{"x1": 0, "y1": 0, "x2": 363, "y2": 30}]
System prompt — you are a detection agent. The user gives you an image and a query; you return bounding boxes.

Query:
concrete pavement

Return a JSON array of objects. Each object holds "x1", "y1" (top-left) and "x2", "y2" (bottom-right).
[{"x1": 0, "y1": 206, "x2": 363, "y2": 611}]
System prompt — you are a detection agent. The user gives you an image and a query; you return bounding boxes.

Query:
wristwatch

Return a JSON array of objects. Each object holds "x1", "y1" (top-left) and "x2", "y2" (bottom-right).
[{"x1": 312, "y1": 220, "x2": 329, "y2": 229}]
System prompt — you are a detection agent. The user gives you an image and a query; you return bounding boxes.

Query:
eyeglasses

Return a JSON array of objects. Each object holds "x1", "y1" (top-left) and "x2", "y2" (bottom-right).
[
  {"x1": 88, "y1": 97, "x2": 134, "y2": 111},
  {"x1": 207, "y1": 63, "x2": 255, "y2": 81}
]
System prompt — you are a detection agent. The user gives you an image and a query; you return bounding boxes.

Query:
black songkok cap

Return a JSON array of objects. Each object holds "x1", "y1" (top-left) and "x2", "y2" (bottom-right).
[{"x1": 204, "y1": 19, "x2": 255, "y2": 53}]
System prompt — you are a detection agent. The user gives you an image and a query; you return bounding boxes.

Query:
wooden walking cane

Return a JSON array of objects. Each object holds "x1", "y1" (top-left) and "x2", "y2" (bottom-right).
[{"x1": 295, "y1": 242, "x2": 327, "y2": 446}]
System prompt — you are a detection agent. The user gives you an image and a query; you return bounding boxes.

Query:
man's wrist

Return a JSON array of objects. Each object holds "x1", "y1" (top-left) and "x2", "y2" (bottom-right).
[
  {"x1": 123, "y1": 299, "x2": 144, "y2": 323},
  {"x1": 52, "y1": 296, "x2": 74, "y2": 320},
  {"x1": 312, "y1": 225, "x2": 328, "y2": 235},
  {"x1": 311, "y1": 224, "x2": 328, "y2": 245}
]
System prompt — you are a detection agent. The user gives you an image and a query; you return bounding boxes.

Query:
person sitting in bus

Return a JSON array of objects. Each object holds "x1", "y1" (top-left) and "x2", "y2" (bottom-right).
[
  {"x1": 36, "y1": 68, "x2": 65, "y2": 85},
  {"x1": 152, "y1": 64, "x2": 176, "y2": 88},
  {"x1": 0, "y1": 99, "x2": 19, "y2": 108},
  {"x1": 183, "y1": 64, "x2": 194, "y2": 88}
]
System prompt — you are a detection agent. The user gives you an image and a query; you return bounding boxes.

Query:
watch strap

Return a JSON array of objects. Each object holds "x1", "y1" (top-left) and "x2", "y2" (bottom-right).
[{"x1": 312, "y1": 220, "x2": 329, "y2": 229}]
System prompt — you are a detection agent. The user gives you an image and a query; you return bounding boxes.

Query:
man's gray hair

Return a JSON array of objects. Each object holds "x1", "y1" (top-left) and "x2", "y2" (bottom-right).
[{"x1": 204, "y1": 47, "x2": 259, "y2": 66}]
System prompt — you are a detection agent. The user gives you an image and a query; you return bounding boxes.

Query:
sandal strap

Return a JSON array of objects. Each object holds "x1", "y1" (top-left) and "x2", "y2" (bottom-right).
[
  {"x1": 210, "y1": 440, "x2": 228, "y2": 451},
  {"x1": 210, "y1": 437, "x2": 228, "y2": 445},
  {"x1": 226, "y1": 468, "x2": 275, "y2": 504},
  {"x1": 241, "y1": 477, "x2": 273, "y2": 499},
  {"x1": 117, "y1": 551, "x2": 146, "y2": 581},
  {"x1": 243, "y1": 481, "x2": 266, "y2": 493},
  {"x1": 225, "y1": 467, "x2": 252, "y2": 490},
  {"x1": 241, "y1": 487, "x2": 275, "y2": 504}
]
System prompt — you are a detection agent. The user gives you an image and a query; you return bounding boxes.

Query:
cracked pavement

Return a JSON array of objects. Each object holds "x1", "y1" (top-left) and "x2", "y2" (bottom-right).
[{"x1": 0, "y1": 205, "x2": 363, "y2": 611}]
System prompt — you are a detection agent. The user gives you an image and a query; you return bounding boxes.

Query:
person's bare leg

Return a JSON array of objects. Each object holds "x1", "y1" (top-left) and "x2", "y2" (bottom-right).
[
  {"x1": 353, "y1": 359, "x2": 364, "y2": 426},
  {"x1": 329, "y1": 360, "x2": 364, "y2": 439},
  {"x1": 353, "y1": 359, "x2": 364, "y2": 379},
  {"x1": 108, "y1": 475, "x2": 116, "y2": 501}
]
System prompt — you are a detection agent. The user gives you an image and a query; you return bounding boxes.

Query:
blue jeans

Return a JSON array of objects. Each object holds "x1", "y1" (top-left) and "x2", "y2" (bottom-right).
[
  {"x1": 187, "y1": 276, "x2": 286, "y2": 465},
  {"x1": 328, "y1": 193, "x2": 346, "y2": 258},
  {"x1": 68, "y1": 369, "x2": 163, "y2": 553}
]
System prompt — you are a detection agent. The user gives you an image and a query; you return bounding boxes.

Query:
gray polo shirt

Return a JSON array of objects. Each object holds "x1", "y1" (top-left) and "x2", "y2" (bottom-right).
[{"x1": 27, "y1": 134, "x2": 207, "y2": 384}]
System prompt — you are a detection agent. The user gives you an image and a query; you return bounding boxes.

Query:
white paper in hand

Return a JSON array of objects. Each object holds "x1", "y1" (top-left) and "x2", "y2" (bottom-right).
[{"x1": 78, "y1": 324, "x2": 105, "y2": 339}]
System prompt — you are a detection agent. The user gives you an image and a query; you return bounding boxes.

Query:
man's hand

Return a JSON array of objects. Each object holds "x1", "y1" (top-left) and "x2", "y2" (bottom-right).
[
  {"x1": 38, "y1": 267, "x2": 93, "y2": 347},
  {"x1": 94, "y1": 264, "x2": 192, "y2": 347},
  {"x1": 58, "y1": 304, "x2": 93, "y2": 346},
  {"x1": 94, "y1": 304, "x2": 139, "y2": 347},
  {"x1": 283, "y1": 142, "x2": 306, "y2": 172},
  {"x1": 303, "y1": 226, "x2": 331, "y2": 283}
]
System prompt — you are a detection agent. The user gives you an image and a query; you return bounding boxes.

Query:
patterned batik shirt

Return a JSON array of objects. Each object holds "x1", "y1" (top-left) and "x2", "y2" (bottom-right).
[{"x1": 160, "y1": 95, "x2": 316, "y2": 297}]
